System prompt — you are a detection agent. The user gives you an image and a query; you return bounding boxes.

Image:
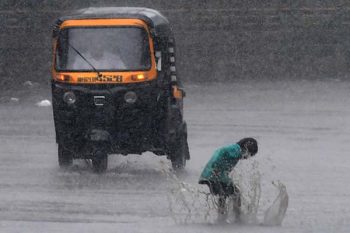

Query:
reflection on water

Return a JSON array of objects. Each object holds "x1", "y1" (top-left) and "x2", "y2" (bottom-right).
[{"x1": 54, "y1": 157, "x2": 171, "y2": 191}]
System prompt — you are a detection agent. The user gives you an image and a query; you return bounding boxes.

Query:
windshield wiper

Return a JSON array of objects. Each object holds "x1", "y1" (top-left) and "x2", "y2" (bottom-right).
[{"x1": 68, "y1": 43, "x2": 102, "y2": 77}]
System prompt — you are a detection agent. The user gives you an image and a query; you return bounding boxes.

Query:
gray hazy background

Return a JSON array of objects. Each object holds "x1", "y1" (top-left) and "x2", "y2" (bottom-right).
[{"x1": 1, "y1": 0, "x2": 350, "y2": 89}]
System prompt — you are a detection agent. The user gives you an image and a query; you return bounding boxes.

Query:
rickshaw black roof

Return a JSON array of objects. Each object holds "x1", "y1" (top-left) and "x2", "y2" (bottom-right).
[{"x1": 54, "y1": 7, "x2": 172, "y2": 37}]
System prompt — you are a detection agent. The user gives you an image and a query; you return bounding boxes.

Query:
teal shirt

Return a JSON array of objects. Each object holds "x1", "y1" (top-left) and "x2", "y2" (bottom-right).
[{"x1": 199, "y1": 144, "x2": 242, "y2": 185}]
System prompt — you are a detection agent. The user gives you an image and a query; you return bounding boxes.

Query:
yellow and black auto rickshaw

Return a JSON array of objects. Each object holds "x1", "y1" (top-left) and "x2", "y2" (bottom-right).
[{"x1": 51, "y1": 7, "x2": 190, "y2": 172}]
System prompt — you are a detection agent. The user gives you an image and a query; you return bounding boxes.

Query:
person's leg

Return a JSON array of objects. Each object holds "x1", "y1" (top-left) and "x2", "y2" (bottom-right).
[
  {"x1": 216, "y1": 194, "x2": 228, "y2": 223},
  {"x1": 231, "y1": 185, "x2": 241, "y2": 222},
  {"x1": 199, "y1": 180, "x2": 228, "y2": 222},
  {"x1": 215, "y1": 183, "x2": 228, "y2": 222},
  {"x1": 218, "y1": 195, "x2": 226, "y2": 214},
  {"x1": 222, "y1": 183, "x2": 241, "y2": 222}
]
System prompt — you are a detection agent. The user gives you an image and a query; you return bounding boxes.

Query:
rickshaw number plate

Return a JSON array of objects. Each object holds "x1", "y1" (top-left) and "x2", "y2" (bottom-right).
[
  {"x1": 94, "y1": 96, "x2": 106, "y2": 106},
  {"x1": 77, "y1": 75, "x2": 123, "y2": 83}
]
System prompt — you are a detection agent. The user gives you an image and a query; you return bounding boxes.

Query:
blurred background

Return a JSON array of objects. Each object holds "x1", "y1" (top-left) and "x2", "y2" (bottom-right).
[{"x1": 1, "y1": 0, "x2": 350, "y2": 88}]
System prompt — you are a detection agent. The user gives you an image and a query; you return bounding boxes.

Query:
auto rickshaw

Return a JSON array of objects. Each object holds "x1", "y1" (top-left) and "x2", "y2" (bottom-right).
[{"x1": 51, "y1": 7, "x2": 190, "y2": 172}]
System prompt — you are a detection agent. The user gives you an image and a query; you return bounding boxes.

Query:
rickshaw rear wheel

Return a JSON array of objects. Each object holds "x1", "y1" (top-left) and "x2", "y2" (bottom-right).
[
  {"x1": 58, "y1": 144, "x2": 73, "y2": 168},
  {"x1": 170, "y1": 132, "x2": 189, "y2": 171},
  {"x1": 92, "y1": 152, "x2": 108, "y2": 173}
]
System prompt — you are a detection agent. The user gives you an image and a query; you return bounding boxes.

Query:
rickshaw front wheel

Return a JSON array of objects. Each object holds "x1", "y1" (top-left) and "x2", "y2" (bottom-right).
[
  {"x1": 92, "y1": 151, "x2": 108, "y2": 173},
  {"x1": 58, "y1": 144, "x2": 73, "y2": 168}
]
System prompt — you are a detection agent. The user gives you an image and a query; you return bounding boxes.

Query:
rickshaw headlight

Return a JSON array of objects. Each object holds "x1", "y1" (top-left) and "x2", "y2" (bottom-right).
[
  {"x1": 124, "y1": 91, "x2": 137, "y2": 104},
  {"x1": 63, "y1": 91, "x2": 76, "y2": 105}
]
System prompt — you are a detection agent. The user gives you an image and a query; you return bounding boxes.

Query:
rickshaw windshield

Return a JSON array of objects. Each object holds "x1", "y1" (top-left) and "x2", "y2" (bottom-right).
[{"x1": 55, "y1": 27, "x2": 152, "y2": 71}]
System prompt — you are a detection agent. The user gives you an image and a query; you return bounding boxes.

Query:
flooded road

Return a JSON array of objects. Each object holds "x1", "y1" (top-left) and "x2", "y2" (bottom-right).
[{"x1": 1, "y1": 79, "x2": 350, "y2": 232}]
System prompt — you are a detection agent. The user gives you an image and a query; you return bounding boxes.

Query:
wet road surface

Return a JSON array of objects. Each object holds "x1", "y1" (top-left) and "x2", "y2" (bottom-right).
[{"x1": 1, "y1": 80, "x2": 350, "y2": 232}]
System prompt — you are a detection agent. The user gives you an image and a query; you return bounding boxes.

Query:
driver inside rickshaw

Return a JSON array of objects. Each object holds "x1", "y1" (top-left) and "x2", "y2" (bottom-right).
[
  {"x1": 70, "y1": 41, "x2": 126, "y2": 70},
  {"x1": 67, "y1": 28, "x2": 126, "y2": 70}
]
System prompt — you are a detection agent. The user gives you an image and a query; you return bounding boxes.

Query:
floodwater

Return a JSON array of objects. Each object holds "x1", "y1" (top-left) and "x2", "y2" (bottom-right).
[{"x1": 0, "y1": 79, "x2": 350, "y2": 233}]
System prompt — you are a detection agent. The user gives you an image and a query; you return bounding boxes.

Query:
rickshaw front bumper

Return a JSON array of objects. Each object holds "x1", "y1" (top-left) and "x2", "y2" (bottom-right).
[{"x1": 52, "y1": 80, "x2": 168, "y2": 155}]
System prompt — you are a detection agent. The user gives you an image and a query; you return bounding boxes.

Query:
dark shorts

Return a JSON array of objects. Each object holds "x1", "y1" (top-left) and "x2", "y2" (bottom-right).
[{"x1": 199, "y1": 180, "x2": 240, "y2": 197}]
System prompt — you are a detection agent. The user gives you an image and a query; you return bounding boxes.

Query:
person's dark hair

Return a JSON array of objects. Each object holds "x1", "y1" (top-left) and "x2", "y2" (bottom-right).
[{"x1": 237, "y1": 137, "x2": 258, "y2": 156}]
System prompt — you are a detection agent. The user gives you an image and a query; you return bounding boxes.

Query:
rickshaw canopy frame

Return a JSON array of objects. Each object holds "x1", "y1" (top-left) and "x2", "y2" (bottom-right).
[{"x1": 53, "y1": 7, "x2": 173, "y2": 38}]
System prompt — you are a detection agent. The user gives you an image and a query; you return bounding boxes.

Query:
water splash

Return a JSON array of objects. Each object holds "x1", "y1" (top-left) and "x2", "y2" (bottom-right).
[
  {"x1": 263, "y1": 181, "x2": 289, "y2": 226},
  {"x1": 163, "y1": 160, "x2": 288, "y2": 226},
  {"x1": 163, "y1": 167, "x2": 219, "y2": 224},
  {"x1": 232, "y1": 160, "x2": 262, "y2": 224}
]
